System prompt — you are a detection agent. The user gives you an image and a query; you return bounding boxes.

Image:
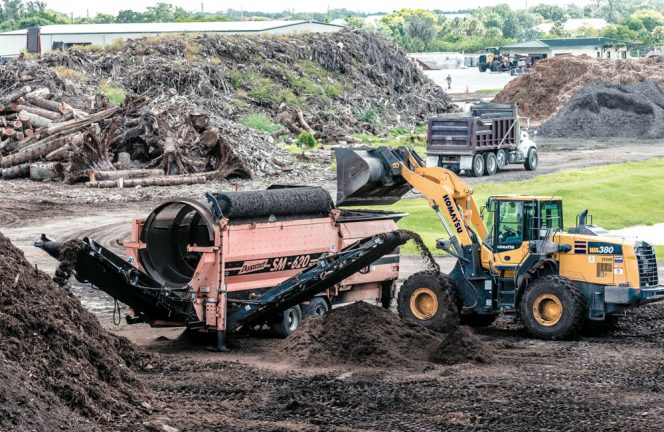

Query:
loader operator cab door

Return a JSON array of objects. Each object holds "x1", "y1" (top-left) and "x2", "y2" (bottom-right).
[{"x1": 482, "y1": 198, "x2": 532, "y2": 268}]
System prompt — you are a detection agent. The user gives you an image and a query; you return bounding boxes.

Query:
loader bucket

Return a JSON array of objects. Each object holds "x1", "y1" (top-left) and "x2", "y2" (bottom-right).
[{"x1": 335, "y1": 147, "x2": 412, "y2": 206}]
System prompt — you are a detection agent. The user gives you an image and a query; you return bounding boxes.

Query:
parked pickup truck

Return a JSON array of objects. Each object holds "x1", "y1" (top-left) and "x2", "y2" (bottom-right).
[{"x1": 426, "y1": 102, "x2": 538, "y2": 177}]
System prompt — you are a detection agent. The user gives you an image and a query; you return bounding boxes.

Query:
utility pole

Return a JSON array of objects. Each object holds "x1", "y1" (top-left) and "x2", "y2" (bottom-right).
[{"x1": 201, "y1": 2, "x2": 204, "y2": 14}]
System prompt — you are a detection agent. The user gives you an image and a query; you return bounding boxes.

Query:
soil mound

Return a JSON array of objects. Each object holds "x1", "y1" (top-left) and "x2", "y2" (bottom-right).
[
  {"x1": 494, "y1": 55, "x2": 664, "y2": 122},
  {"x1": 0, "y1": 231, "x2": 153, "y2": 430},
  {"x1": 430, "y1": 326, "x2": 494, "y2": 365},
  {"x1": 537, "y1": 80, "x2": 664, "y2": 138},
  {"x1": 278, "y1": 302, "x2": 490, "y2": 368}
]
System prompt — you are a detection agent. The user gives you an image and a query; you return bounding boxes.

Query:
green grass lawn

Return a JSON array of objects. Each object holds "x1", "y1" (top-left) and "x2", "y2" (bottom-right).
[{"x1": 357, "y1": 158, "x2": 664, "y2": 259}]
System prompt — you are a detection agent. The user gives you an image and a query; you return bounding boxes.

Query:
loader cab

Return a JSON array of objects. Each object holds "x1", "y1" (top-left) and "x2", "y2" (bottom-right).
[{"x1": 483, "y1": 196, "x2": 563, "y2": 254}]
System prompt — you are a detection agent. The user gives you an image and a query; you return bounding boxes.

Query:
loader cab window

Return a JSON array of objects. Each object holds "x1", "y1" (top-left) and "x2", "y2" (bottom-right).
[
  {"x1": 495, "y1": 200, "x2": 524, "y2": 251},
  {"x1": 482, "y1": 199, "x2": 496, "y2": 248},
  {"x1": 535, "y1": 201, "x2": 563, "y2": 238}
]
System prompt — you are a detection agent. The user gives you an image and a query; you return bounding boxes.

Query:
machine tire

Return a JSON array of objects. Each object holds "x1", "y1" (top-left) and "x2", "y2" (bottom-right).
[
  {"x1": 524, "y1": 148, "x2": 538, "y2": 171},
  {"x1": 460, "y1": 312, "x2": 497, "y2": 328},
  {"x1": 484, "y1": 152, "x2": 497, "y2": 176},
  {"x1": 270, "y1": 305, "x2": 303, "y2": 338},
  {"x1": 496, "y1": 149, "x2": 508, "y2": 170},
  {"x1": 519, "y1": 275, "x2": 586, "y2": 340},
  {"x1": 397, "y1": 270, "x2": 459, "y2": 332},
  {"x1": 302, "y1": 297, "x2": 329, "y2": 317},
  {"x1": 469, "y1": 154, "x2": 485, "y2": 177}
]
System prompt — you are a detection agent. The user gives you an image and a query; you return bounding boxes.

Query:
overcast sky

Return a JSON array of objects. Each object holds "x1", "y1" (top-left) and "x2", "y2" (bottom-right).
[{"x1": 46, "y1": 1, "x2": 591, "y2": 18}]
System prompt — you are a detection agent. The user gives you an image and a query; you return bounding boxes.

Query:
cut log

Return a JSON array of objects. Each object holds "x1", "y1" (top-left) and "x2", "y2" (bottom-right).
[
  {"x1": 90, "y1": 169, "x2": 164, "y2": 182},
  {"x1": 18, "y1": 110, "x2": 52, "y2": 128},
  {"x1": 41, "y1": 106, "x2": 119, "y2": 137},
  {"x1": 199, "y1": 128, "x2": 219, "y2": 149},
  {"x1": 45, "y1": 144, "x2": 71, "y2": 161},
  {"x1": 25, "y1": 97, "x2": 64, "y2": 114},
  {"x1": 1, "y1": 135, "x2": 75, "y2": 168},
  {"x1": 0, "y1": 86, "x2": 31, "y2": 105},
  {"x1": 1, "y1": 162, "x2": 30, "y2": 179},
  {"x1": 0, "y1": 138, "x2": 11, "y2": 152},
  {"x1": 12, "y1": 104, "x2": 62, "y2": 121},
  {"x1": 24, "y1": 129, "x2": 33, "y2": 137},
  {"x1": 2, "y1": 128, "x2": 15, "y2": 137},
  {"x1": 86, "y1": 173, "x2": 211, "y2": 188},
  {"x1": 15, "y1": 132, "x2": 24, "y2": 141},
  {"x1": 189, "y1": 113, "x2": 209, "y2": 132},
  {"x1": 30, "y1": 161, "x2": 64, "y2": 181},
  {"x1": 24, "y1": 87, "x2": 49, "y2": 100}
]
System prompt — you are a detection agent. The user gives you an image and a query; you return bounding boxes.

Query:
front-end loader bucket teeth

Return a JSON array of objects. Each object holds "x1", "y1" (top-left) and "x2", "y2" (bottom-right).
[{"x1": 334, "y1": 147, "x2": 412, "y2": 206}]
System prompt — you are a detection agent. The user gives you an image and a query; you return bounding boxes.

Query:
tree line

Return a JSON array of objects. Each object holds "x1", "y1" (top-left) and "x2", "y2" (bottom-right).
[{"x1": 0, "y1": 0, "x2": 663, "y2": 52}]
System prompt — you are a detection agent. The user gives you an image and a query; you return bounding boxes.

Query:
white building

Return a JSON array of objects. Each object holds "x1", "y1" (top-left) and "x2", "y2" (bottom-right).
[
  {"x1": 502, "y1": 38, "x2": 632, "y2": 60},
  {"x1": 0, "y1": 21, "x2": 344, "y2": 57}
]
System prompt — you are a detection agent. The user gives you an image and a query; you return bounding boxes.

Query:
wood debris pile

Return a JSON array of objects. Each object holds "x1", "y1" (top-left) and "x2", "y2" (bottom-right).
[{"x1": 0, "y1": 29, "x2": 453, "y2": 186}]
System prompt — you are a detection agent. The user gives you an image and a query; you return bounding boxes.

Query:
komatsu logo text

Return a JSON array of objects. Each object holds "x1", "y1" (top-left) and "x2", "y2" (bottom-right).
[{"x1": 443, "y1": 194, "x2": 464, "y2": 234}]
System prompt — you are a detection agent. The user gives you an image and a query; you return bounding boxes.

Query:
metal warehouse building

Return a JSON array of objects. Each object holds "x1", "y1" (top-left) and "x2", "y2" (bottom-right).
[{"x1": 0, "y1": 20, "x2": 343, "y2": 57}]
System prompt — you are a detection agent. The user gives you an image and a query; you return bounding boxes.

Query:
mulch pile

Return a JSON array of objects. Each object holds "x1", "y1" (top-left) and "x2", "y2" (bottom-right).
[
  {"x1": 0, "y1": 231, "x2": 154, "y2": 430},
  {"x1": 494, "y1": 55, "x2": 664, "y2": 122},
  {"x1": 0, "y1": 29, "x2": 453, "y2": 186},
  {"x1": 537, "y1": 80, "x2": 664, "y2": 138},
  {"x1": 278, "y1": 301, "x2": 491, "y2": 368}
]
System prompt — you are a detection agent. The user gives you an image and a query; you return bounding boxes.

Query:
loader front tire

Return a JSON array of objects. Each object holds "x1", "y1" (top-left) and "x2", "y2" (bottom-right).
[
  {"x1": 519, "y1": 275, "x2": 585, "y2": 340},
  {"x1": 398, "y1": 271, "x2": 459, "y2": 332}
]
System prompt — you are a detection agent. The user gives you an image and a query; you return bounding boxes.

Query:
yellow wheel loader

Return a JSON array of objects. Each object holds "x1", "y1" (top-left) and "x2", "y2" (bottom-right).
[{"x1": 335, "y1": 146, "x2": 663, "y2": 339}]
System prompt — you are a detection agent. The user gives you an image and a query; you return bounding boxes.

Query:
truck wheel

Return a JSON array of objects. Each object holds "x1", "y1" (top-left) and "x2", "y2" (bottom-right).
[
  {"x1": 484, "y1": 152, "x2": 497, "y2": 176},
  {"x1": 397, "y1": 270, "x2": 459, "y2": 332},
  {"x1": 302, "y1": 297, "x2": 329, "y2": 317},
  {"x1": 460, "y1": 312, "x2": 497, "y2": 328},
  {"x1": 524, "y1": 148, "x2": 538, "y2": 171},
  {"x1": 496, "y1": 149, "x2": 508, "y2": 170},
  {"x1": 519, "y1": 276, "x2": 585, "y2": 340},
  {"x1": 469, "y1": 154, "x2": 485, "y2": 177},
  {"x1": 270, "y1": 305, "x2": 303, "y2": 338}
]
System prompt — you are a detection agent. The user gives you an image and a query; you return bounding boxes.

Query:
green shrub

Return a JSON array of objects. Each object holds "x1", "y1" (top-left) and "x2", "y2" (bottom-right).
[
  {"x1": 99, "y1": 80, "x2": 126, "y2": 105},
  {"x1": 296, "y1": 131, "x2": 317, "y2": 149},
  {"x1": 355, "y1": 107, "x2": 378, "y2": 125},
  {"x1": 238, "y1": 113, "x2": 283, "y2": 133}
]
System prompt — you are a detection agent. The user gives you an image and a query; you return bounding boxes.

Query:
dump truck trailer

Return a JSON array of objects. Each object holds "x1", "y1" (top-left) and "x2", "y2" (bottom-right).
[
  {"x1": 37, "y1": 186, "x2": 411, "y2": 350},
  {"x1": 426, "y1": 103, "x2": 538, "y2": 177}
]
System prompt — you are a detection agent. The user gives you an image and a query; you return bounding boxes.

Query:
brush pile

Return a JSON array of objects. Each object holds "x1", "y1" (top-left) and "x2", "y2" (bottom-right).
[
  {"x1": 0, "y1": 29, "x2": 453, "y2": 186},
  {"x1": 494, "y1": 55, "x2": 664, "y2": 122}
]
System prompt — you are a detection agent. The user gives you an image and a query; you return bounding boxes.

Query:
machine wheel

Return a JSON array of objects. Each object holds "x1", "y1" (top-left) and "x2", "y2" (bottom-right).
[
  {"x1": 460, "y1": 312, "x2": 497, "y2": 328},
  {"x1": 496, "y1": 149, "x2": 508, "y2": 170},
  {"x1": 302, "y1": 297, "x2": 329, "y2": 317},
  {"x1": 397, "y1": 270, "x2": 459, "y2": 332},
  {"x1": 270, "y1": 305, "x2": 303, "y2": 338},
  {"x1": 484, "y1": 152, "x2": 497, "y2": 176},
  {"x1": 469, "y1": 154, "x2": 485, "y2": 177},
  {"x1": 524, "y1": 148, "x2": 538, "y2": 171},
  {"x1": 519, "y1": 275, "x2": 586, "y2": 340}
]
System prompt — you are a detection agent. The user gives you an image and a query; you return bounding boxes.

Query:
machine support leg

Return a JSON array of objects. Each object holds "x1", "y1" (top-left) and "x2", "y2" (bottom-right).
[{"x1": 215, "y1": 330, "x2": 230, "y2": 352}]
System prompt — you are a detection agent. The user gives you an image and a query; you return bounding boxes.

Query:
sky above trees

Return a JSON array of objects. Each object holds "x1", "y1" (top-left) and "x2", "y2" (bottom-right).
[{"x1": 47, "y1": 0, "x2": 589, "y2": 18}]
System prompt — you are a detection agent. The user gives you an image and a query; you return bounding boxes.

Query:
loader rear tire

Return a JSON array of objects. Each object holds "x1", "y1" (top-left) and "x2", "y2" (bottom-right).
[
  {"x1": 270, "y1": 305, "x2": 303, "y2": 338},
  {"x1": 398, "y1": 271, "x2": 459, "y2": 332},
  {"x1": 519, "y1": 275, "x2": 585, "y2": 340}
]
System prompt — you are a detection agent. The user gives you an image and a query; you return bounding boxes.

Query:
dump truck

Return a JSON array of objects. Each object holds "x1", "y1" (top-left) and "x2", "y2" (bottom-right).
[
  {"x1": 37, "y1": 186, "x2": 411, "y2": 350},
  {"x1": 426, "y1": 102, "x2": 537, "y2": 177},
  {"x1": 336, "y1": 146, "x2": 663, "y2": 339}
]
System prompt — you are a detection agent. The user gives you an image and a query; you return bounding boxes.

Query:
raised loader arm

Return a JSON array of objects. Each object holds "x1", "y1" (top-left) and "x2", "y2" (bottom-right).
[{"x1": 335, "y1": 146, "x2": 487, "y2": 257}]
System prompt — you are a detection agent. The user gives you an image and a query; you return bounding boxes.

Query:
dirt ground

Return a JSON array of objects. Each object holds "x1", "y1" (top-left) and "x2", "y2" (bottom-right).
[{"x1": 1, "y1": 138, "x2": 664, "y2": 431}]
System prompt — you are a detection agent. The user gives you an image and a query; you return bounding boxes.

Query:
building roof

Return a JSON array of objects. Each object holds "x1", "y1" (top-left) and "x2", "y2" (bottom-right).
[
  {"x1": 502, "y1": 37, "x2": 633, "y2": 50},
  {"x1": 0, "y1": 20, "x2": 343, "y2": 36}
]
